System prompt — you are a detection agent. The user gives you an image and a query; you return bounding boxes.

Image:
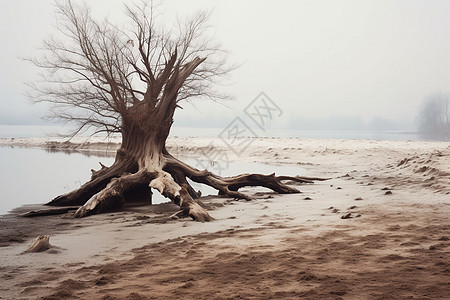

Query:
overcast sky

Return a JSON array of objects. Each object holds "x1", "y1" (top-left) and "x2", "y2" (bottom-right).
[{"x1": 1, "y1": 0, "x2": 450, "y2": 132}]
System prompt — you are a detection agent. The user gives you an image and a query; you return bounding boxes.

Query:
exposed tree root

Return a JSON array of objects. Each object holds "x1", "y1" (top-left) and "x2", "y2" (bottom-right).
[
  {"x1": 74, "y1": 169, "x2": 157, "y2": 217},
  {"x1": 164, "y1": 155, "x2": 324, "y2": 201},
  {"x1": 149, "y1": 171, "x2": 213, "y2": 222},
  {"x1": 48, "y1": 150, "x2": 138, "y2": 206},
  {"x1": 31, "y1": 147, "x2": 328, "y2": 221},
  {"x1": 21, "y1": 207, "x2": 80, "y2": 217}
]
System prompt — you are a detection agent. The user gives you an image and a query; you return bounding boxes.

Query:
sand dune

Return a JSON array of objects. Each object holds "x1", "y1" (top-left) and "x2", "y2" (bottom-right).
[{"x1": 0, "y1": 137, "x2": 449, "y2": 299}]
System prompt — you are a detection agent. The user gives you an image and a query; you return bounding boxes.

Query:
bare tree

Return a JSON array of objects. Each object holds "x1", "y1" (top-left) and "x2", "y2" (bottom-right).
[
  {"x1": 28, "y1": 0, "x2": 321, "y2": 221},
  {"x1": 417, "y1": 92, "x2": 450, "y2": 140}
]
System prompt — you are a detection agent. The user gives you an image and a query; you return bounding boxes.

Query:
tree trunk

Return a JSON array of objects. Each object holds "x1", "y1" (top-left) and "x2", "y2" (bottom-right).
[{"x1": 37, "y1": 54, "x2": 326, "y2": 221}]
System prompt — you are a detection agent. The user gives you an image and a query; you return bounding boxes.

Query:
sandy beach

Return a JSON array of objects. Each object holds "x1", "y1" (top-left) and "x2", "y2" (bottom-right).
[{"x1": 0, "y1": 137, "x2": 449, "y2": 299}]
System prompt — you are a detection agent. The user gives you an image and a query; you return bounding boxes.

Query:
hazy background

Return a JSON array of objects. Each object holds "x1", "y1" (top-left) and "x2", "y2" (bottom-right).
[{"x1": 1, "y1": 0, "x2": 450, "y2": 136}]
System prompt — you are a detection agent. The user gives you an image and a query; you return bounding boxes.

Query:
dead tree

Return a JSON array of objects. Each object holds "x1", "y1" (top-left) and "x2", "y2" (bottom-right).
[
  {"x1": 28, "y1": 0, "x2": 321, "y2": 221},
  {"x1": 416, "y1": 92, "x2": 450, "y2": 140}
]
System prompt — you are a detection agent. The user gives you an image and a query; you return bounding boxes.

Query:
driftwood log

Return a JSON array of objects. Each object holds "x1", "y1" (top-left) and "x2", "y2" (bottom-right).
[{"x1": 22, "y1": 235, "x2": 51, "y2": 253}]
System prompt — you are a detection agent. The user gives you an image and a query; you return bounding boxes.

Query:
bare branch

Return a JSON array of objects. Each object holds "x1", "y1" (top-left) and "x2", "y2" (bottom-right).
[{"x1": 28, "y1": 0, "x2": 233, "y2": 137}]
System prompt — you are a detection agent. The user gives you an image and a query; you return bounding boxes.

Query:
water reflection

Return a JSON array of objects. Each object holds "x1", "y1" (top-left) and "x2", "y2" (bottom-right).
[
  {"x1": 0, "y1": 146, "x2": 114, "y2": 215},
  {"x1": 45, "y1": 147, "x2": 116, "y2": 158}
]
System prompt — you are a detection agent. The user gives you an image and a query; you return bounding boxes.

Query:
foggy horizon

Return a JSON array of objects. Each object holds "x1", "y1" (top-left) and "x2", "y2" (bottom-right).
[{"x1": 2, "y1": 0, "x2": 450, "y2": 136}]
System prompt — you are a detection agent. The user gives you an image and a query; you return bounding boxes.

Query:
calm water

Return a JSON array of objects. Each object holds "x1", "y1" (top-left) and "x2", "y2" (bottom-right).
[
  {"x1": 0, "y1": 147, "x2": 115, "y2": 215},
  {"x1": 0, "y1": 146, "x2": 305, "y2": 215}
]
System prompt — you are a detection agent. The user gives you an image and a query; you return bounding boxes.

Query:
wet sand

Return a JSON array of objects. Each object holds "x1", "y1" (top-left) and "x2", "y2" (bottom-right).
[{"x1": 0, "y1": 137, "x2": 449, "y2": 299}]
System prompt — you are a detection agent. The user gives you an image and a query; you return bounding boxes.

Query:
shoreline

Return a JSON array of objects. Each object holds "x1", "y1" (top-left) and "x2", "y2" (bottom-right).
[
  {"x1": 0, "y1": 137, "x2": 449, "y2": 299},
  {"x1": 1, "y1": 135, "x2": 449, "y2": 158}
]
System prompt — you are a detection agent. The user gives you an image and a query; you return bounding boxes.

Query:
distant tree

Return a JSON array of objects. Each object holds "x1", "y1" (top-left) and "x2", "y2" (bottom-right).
[
  {"x1": 416, "y1": 92, "x2": 450, "y2": 140},
  {"x1": 26, "y1": 0, "x2": 322, "y2": 220}
]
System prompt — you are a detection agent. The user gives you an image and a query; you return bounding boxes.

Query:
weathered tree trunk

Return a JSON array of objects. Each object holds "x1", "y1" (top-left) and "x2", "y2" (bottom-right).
[
  {"x1": 44, "y1": 91, "x2": 327, "y2": 221},
  {"x1": 46, "y1": 92, "x2": 220, "y2": 221},
  {"x1": 38, "y1": 52, "x2": 326, "y2": 222}
]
